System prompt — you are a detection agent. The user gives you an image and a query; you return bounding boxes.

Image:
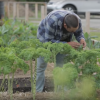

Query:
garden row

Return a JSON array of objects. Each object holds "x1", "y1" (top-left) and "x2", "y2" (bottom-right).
[{"x1": 0, "y1": 19, "x2": 100, "y2": 100}]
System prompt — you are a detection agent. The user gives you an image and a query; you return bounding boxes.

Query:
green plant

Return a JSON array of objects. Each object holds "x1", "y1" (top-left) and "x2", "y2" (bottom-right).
[
  {"x1": 18, "y1": 40, "x2": 51, "y2": 100},
  {"x1": 0, "y1": 19, "x2": 37, "y2": 47},
  {"x1": 53, "y1": 63, "x2": 78, "y2": 91},
  {"x1": 0, "y1": 47, "x2": 29, "y2": 100},
  {"x1": 84, "y1": 32, "x2": 100, "y2": 49},
  {"x1": 43, "y1": 42, "x2": 73, "y2": 67},
  {"x1": 68, "y1": 76, "x2": 96, "y2": 100}
]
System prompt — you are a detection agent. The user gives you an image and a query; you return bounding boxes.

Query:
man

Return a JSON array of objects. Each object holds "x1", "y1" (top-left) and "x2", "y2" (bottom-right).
[{"x1": 36, "y1": 10, "x2": 86, "y2": 92}]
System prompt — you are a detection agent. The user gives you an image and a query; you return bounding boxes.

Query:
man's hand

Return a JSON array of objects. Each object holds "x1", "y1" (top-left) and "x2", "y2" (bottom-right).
[
  {"x1": 67, "y1": 42, "x2": 81, "y2": 49},
  {"x1": 80, "y1": 39, "x2": 86, "y2": 48}
]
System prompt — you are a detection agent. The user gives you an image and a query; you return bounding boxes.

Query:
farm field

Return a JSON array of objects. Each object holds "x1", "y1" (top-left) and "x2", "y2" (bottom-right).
[{"x1": 0, "y1": 19, "x2": 100, "y2": 100}]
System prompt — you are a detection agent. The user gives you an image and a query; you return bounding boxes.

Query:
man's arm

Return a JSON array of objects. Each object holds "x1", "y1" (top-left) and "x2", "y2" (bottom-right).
[
  {"x1": 74, "y1": 19, "x2": 85, "y2": 42},
  {"x1": 74, "y1": 19, "x2": 86, "y2": 47}
]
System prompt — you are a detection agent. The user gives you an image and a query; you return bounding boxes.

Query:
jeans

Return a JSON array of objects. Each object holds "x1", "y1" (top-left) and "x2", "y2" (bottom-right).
[{"x1": 36, "y1": 53, "x2": 65, "y2": 92}]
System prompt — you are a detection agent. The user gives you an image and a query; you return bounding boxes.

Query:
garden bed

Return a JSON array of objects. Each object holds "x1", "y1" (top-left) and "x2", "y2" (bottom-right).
[
  {"x1": 0, "y1": 77, "x2": 54, "y2": 93},
  {"x1": 0, "y1": 92, "x2": 65, "y2": 100},
  {"x1": 0, "y1": 62, "x2": 54, "y2": 92},
  {"x1": 0, "y1": 91, "x2": 100, "y2": 100}
]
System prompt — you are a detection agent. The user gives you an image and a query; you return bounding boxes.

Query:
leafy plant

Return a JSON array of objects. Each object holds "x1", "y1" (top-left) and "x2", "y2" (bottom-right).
[
  {"x1": 18, "y1": 40, "x2": 51, "y2": 100},
  {"x1": 68, "y1": 76, "x2": 96, "y2": 100},
  {"x1": 0, "y1": 47, "x2": 29, "y2": 100},
  {"x1": 53, "y1": 63, "x2": 78, "y2": 91},
  {"x1": 84, "y1": 32, "x2": 100, "y2": 49},
  {"x1": 43, "y1": 42, "x2": 73, "y2": 67},
  {"x1": 0, "y1": 19, "x2": 37, "y2": 47}
]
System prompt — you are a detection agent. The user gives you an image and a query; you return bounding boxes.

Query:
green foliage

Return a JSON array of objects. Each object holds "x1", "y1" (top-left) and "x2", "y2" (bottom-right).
[
  {"x1": 37, "y1": 48, "x2": 52, "y2": 62},
  {"x1": 0, "y1": 19, "x2": 37, "y2": 47},
  {"x1": 75, "y1": 50, "x2": 100, "y2": 75},
  {"x1": 1, "y1": 19, "x2": 100, "y2": 100},
  {"x1": 53, "y1": 63, "x2": 78, "y2": 90},
  {"x1": 77, "y1": 45, "x2": 83, "y2": 51},
  {"x1": 19, "y1": 48, "x2": 38, "y2": 60},
  {"x1": 78, "y1": 77, "x2": 96, "y2": 99},
  {"x1": 0, "y1": 47, "x2": 29, "y2": 74},
  {"x1": 43, "y1": 42, "x2": 74, "y2": 66},
  {"x1": 84, "y1": 32, "x2": 100, "y2": 49},
  {"x1": 53, "y1": 44, "x2": 100, "y2": 96},
  {"x1": 68, "y1": 76, "x2": 96, "y2": 100}
]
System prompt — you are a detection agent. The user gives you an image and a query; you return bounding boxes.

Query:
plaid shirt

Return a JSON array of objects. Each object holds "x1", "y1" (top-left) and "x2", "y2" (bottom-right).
[{"x1": 37, "y1": 10, "x2": 85, "y2": 43}]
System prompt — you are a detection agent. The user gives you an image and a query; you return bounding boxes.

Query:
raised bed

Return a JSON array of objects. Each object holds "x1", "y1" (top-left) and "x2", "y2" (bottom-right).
[
  {"x1": 0, "y1": 92, "x2": 67, "y2": 100},
  {"x1": 0, "y1": 77, "x2": 54, "y2": 93}
]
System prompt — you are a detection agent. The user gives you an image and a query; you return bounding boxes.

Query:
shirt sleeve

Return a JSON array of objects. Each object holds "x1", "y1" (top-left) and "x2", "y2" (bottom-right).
[
  {"x1": 45, "y1": 16, "x2": 67, "y2": 43},
  {"x1": 74, "y1": 19, "x2": 85, "y2": 42}
]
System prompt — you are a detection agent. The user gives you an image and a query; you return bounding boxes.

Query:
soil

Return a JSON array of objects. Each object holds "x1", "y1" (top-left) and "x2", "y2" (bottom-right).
[
  {"x1": 0, "y1": 92, "x2": 66, "y2": 100},
  {"x1": 1, "y1": 61, "x2": 100, "y2": 100},
  {"x1": 0, "y1": 61, "x2": 54, "y2": 79},
  {"x1": 0, "y1": 61, "x2": 55, "y2": 100},
  {"x1": 0, "y1": 91, "x2": 100, "y2": 100},
  {"x1": 0, "y1": 77, "x2": 54, "y2": 93}
]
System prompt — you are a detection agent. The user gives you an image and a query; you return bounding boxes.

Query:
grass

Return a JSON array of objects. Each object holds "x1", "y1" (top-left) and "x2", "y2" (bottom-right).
[
  {"x1": 89, "y1": 32, "x2": 100, "y2": 41},
  {"x1": 83, "y1": 27, "x2": 100, "y2": 41}
]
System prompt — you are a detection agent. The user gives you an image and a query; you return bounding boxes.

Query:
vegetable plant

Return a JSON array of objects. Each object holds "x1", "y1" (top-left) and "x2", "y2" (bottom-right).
[
  {"x1": 0, "y1": 47, "x2": 29, "y2": 100},
  {"x1": 18, "y1": 40, "x2": 51, "y2": 100}
]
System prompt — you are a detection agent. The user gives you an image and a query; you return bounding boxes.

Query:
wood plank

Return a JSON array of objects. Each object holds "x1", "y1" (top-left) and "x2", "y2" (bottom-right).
[
  {"x1": 41, "y1": 6, "x2": 45, "y2": 20},
  {"x1": 35, "y1": 3, "x2": 38, "y2": 18},
  {"x1": 4, "y1": 2, "x2": 46, "y2": 5},
  {"x1": 44, "y1": 3, "x2": 47, "y2": 16},
  {"x1": 17, "y1": 3, "x2": 19, "y2": 18},
  {"x1": 85, "y1": 12, "x2": 90, "y2": 34},
  {"x1": 13, "y1": 2, "x2": 17, "y2": 20},
  {"x1": 4, "y1": 2, "x2": 9, "y2": 18},
  {"x1": 25, "y1": 3, "x2": 29, "y2": 22}
]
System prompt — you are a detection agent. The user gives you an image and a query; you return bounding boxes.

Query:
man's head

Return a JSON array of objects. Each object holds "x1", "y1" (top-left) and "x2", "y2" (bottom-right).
[{"x1": 64, "y1": 14, "x2": 79, "y2": 33}]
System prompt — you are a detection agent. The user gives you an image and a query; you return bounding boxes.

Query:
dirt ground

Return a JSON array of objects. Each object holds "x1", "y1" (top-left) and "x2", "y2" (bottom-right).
[
  {"x1": 0, "y1": 61, "x2": 55, "y2": 100},
  {"x1": 0, "y1": 61, "x2": 54, "y2": 79},
  {"x1": 0, "y1": 92, "x2": 64, "y2": 100},
  {"x1": 0, "y1": 61, "x2": 100, "y2": 100}
]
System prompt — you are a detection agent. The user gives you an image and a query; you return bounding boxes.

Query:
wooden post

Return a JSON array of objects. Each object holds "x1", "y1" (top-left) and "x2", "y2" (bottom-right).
[
  {"x1": 25, "y1": 3, "x2": 29, "y2": 22},
  {"x1": 17, "y1": 3, "x2": 19, "y2": 19},
  {"x1": 13, "y1": 2, "x2": 17, "y2": 20},
  {"x1": 85, "y1": 12, "x2": 90, "y2": 34},
  {"x1": 44, "y1": 3, "x2": 47, "y2": 16},
  {"x1": 41, "y1": 6, "x2": 45, "y2": 20},
  {"x1": 4, "y1": 2, "x2": 9, "y2": 18},
  {"x1": 35, "y1": 3, "x2": 38, "y2": 18},
  {"x1": 7, "y1": 2, "x2": 10, "y2": 18}
]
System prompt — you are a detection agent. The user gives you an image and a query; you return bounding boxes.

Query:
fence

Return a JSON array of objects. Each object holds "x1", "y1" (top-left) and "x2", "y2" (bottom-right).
[
  {"x1": 83, "y1": 12, "x2": 100, "y2": 34},
  {"x1": 4, "y1": 2, "x2": 47, "y2": 23},
  {"x1": 3, "y1": 2, "x2": 100, "y2": 34}
]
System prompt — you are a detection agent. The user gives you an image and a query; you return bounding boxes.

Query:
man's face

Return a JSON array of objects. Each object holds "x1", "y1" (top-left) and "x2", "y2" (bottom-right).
[{"x1": 64, "y1": 24, "x2": 79, "y2": 33}]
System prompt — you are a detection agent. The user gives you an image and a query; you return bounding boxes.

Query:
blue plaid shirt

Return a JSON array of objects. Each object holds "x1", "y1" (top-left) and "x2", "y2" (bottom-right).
[{"x1": 37, "y1": 10, "x2": 85, "y2": 43}]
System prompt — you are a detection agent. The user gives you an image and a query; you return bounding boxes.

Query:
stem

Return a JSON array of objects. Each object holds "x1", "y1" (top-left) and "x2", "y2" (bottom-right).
[
  {"x1": 0, "y1": 74, "x2": 5, "y2": 91},
  {"x1": 54, "y1": 83, "x2": 57, "y2": 92},
  {"x1": 10, "y1": 73, "x2": 14, "y2": 100},
  {"x1": 8, "y1": 74, "x2": 10, "y2": 94},
  {"x1": 33, "y1": 58, "x2": 37, "y2": 100},
  {"x1": 54, "y1": 50, "x2": 56, "y2": 67},
  {"x1": 30, "y1": 59, "x2": 34, "y2": 100},
  {"x1": 61, "y1": 86, "x2": 65, "y2": 100}
]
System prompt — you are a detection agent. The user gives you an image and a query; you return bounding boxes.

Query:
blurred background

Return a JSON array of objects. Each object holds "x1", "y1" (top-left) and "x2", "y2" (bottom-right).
[{"x1": 0, "y1": 0, "x2": 100, "y2": 40}]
